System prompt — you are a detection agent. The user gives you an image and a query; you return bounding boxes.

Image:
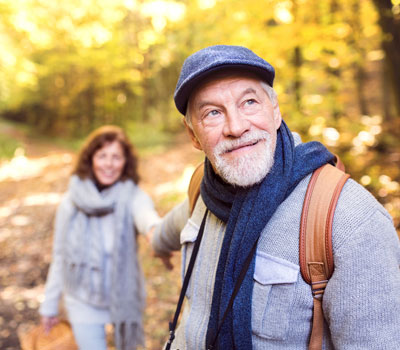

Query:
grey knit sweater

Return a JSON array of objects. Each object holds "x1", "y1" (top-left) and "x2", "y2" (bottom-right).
[{"x1": 153, "y1": 174, "x2": 400, "y2": 349}]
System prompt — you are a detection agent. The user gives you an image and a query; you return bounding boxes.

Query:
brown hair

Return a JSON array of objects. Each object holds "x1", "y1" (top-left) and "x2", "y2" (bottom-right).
[{"x1": 73, "y1": 125, "x2": 140, "y2": 184}]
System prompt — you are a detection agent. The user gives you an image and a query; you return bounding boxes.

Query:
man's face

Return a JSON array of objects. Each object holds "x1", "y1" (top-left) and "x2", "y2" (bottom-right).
[{"x1": 186, "y1": 73, "x2": 282, "y2": 187}]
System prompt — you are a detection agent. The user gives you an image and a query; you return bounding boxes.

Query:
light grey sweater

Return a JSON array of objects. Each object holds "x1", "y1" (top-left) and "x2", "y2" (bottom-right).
[{"x1": 153, "y1": 175, "x2": 400, "y2": 349}]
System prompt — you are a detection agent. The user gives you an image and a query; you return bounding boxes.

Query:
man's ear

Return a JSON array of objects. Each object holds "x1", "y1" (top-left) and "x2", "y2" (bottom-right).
[
  {"x1": 183, "y1": 119, "x2": 203, "y2": 150},
  {"x1": 273, "y1": 103, "x2": 282, "y2": 130}
]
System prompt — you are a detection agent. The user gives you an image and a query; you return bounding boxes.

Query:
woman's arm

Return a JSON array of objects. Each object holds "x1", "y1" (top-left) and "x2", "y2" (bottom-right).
[
  {"x1": 39, "y1": 196, "x2": 73, "y2": 320},
  {"x1": 131, "y1": 186, "x2": 162, "y2": 235}
]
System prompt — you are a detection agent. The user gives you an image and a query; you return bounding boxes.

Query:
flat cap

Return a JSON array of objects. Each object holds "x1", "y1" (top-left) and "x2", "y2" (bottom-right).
[{"x1": 174, "y1": 45, "x2": 275, "y2": 115}]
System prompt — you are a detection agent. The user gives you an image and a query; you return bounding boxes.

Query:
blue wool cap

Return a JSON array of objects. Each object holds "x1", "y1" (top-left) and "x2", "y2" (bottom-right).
[{"x1": 174, "y1": 45, "x2": 275, "y2": 115}]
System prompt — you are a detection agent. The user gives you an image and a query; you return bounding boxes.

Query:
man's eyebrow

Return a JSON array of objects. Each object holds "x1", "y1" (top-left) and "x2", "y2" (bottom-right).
[
  {"x1": 195, "y1": 100, "x2": 215, "y2": 111},
  {"x1": 240, "y1": 87, "x2": 258, "y2": 98}
]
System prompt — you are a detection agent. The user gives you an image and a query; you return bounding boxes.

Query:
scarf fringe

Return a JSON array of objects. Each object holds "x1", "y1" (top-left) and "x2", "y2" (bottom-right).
[{"x1": 114, "y1": 321, "x2": 145, "y2": 350}]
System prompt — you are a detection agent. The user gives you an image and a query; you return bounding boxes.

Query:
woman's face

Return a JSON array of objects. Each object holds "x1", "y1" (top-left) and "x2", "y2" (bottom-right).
[{"x1": 92, "y1": 140, "x2": 126, "y2": 186}]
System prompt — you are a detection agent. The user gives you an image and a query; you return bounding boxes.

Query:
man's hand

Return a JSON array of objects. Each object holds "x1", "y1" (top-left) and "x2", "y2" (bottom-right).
[
  {"x1": 41, "y1": 316, "x2": 59, "y2": 334},
  {"x1": 154, "y1": 251, "x2": 174, "y2": 270}
]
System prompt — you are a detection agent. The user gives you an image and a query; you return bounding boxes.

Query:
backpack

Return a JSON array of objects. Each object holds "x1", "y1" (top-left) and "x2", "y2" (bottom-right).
[{"x1": 187, "y1": 160, "x2": 350, "y2": 350}]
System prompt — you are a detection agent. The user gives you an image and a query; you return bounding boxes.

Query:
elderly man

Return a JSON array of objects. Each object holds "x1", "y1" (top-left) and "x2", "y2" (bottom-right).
[{"x1": 152, "y1": 45, "x2": 400, "y2": 349}]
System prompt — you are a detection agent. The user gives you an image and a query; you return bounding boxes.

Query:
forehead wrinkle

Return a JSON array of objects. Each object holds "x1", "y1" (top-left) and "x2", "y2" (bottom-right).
[{"x1": 194, "y1": 85, "x2": 261, "y2": 110}]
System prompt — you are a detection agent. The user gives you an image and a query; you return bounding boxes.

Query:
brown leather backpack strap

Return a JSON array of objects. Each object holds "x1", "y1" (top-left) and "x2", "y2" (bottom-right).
[
  {"x1": 299, "y1": 163, "x2": 350, "y2": 350},
  {"x1": 188, "y1": 162, "x2": 204, "y2": 215},
  {"x1": 333, "y1": 154, "x2": 345, "y2": 172}
]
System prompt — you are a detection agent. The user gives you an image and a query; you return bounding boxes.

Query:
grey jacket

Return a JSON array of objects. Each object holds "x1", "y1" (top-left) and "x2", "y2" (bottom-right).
[{"x1": 153, "y1": 174, "x2": 400, "y2": 349}]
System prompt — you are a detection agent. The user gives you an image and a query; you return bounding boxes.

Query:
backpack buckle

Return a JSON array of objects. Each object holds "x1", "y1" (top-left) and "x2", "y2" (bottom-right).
[{"x1": 311, "y1": 279, "x2": 328, "y2": 299}]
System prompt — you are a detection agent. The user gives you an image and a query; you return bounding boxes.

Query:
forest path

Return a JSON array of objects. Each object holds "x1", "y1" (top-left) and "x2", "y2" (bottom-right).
[{"x1": 0, "y1": 128, "x2": 203, "y2": 350}]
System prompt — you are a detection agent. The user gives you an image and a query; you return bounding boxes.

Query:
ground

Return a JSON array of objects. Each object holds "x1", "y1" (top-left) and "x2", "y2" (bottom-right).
[{"x1": 0, "y1": 130, "x2": 203, "y2": 350}]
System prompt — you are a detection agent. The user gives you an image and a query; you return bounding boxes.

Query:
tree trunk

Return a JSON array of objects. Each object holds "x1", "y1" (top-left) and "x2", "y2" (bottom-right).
[
  {"x1": 327, "y1": 0, "x2": 342, "y2": 119},
  {"x1": 293, "y1": 46, "x2": 302, "y2": 111},
  {"x1": 292, "y1": 0, "x2": 302, "y2": 112},
  {"x1": 351, "y1": 0, "x2": 369, "y2": 116},
  {"x1": 371, "y1": 0, "x2": 400, "y2": 115},
  {"x1": 141, "y1": 51, "x2": 150, "y2": 123},
  {"x1": 356, "y1": 65, "x2": 369, "y2": 116}
]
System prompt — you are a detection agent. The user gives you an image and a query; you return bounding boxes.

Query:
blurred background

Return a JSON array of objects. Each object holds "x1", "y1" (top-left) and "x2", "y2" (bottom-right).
[{"x1": 0, "y1": 0, "x2": 399, "y2": 349}]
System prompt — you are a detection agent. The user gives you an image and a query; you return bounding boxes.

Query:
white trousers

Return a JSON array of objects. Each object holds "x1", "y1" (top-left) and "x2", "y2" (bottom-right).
[{"x1": 71, "y1": 322, "x2": 107, "y2": 350}]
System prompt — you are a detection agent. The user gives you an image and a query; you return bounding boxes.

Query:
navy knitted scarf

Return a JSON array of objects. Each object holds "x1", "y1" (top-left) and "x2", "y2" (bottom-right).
[{"x1": 201, "y1": 121, "x2": 335, "y2": 349}]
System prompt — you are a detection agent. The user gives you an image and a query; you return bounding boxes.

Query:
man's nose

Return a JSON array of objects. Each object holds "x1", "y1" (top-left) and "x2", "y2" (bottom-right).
[{"x1": 223, "y1": 108, "x2": 250, "y2": 138}]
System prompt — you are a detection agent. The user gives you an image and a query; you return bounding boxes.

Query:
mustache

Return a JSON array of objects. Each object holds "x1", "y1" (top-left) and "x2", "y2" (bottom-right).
[{"x1": 214, "y1": 130, "x2": 271, "y2": 155}]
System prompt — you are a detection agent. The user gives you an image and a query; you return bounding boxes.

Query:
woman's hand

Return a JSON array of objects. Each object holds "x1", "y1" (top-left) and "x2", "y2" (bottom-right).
[
  {"x1": 154, "y1": 251, "x2": 174, "y2": 270},
  {"x1": 146, "y1": 226, "x2": 155, "y2": 244},
  {"x1": 41, "y1": 316, "x2": 59, "y2": 334}
]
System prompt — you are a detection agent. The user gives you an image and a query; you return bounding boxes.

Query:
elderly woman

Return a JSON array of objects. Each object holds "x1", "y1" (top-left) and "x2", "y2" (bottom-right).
[{"x1": 40, "y1": 125, "x2": 160, "y2": 350}]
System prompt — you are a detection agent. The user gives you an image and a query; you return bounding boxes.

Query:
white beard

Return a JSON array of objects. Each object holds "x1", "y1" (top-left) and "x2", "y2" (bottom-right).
[{"x1": 212, "y1": 130, "x2": 275, "y2": 187}]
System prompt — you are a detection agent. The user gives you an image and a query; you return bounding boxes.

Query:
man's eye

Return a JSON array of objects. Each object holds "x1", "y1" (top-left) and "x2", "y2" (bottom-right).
[
  {"x1": 245, "y1": 99, "x2": 257, "y2": 106},
  {"x1": 206, "y1": 110, "x2": 220, "y2": 117}
]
